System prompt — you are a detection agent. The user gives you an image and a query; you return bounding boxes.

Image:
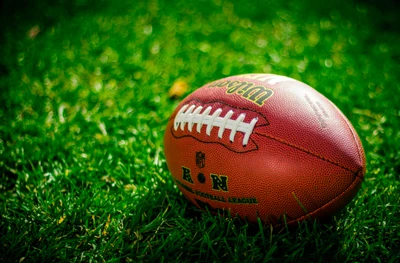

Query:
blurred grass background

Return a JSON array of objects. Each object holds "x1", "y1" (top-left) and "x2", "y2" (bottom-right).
[{"x1": 1, "y1": 0, "x2": 399, "y2": 262}]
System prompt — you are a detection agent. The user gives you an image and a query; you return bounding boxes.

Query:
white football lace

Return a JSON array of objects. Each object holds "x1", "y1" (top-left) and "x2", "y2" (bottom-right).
[{"x1": 174, "y1": 104, "x2": 258, "y2": 146}]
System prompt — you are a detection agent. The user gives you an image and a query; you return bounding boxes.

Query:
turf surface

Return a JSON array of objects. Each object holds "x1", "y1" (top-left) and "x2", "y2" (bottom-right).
[{"x1": 1, "y1": 0, "x2": 399, "y2": 262}]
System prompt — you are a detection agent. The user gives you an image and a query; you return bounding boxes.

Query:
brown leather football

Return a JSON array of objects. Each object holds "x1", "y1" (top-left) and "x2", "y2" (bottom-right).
[{"x1": 164, "y1": 74, "x2": 366, "y2": 226}]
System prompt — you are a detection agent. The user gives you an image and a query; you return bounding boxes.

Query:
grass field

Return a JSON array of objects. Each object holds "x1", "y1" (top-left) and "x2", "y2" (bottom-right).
[{"x1": 1, "y1": 0, "x2": 399, "y2": 262}]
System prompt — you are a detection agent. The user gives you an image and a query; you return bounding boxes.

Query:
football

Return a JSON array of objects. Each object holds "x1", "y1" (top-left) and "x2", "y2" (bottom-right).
[{"x1": 164, "y1": 74, "x2": 366, "y2": 226}]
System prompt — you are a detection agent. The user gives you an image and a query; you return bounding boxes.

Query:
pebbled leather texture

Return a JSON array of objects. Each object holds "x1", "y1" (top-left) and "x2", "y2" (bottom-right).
[{"x1": 164, "y1": 74, "x2": 366, "y2": 226}]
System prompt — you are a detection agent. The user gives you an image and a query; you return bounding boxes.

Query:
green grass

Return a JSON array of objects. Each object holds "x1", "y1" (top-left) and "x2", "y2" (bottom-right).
[{"x1": 1, "y1": 0, "x2": 399, "y2": 262}]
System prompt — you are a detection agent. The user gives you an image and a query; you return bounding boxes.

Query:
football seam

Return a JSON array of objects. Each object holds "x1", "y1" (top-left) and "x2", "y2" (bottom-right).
[
  {"x1": 255, "y1": 132, "x2": 358, "y2": 175},
  {"x1": 169, "y1": 98, "x2": 270, "y2": 153},
  {"x1": 329, "y1": 101, "x2": 365, "y2": 177},
  {"x1": 173, "y1": 104, "x2": 258, "y2": 146},
  {"x1": 170, "y1": 126, "x2": 259, "y2": 153},
  {"x1": 170, "y1": 98, "x2": 270, "y2": 126},
  {"x1": 285, "y1": 174, "x2": 362, "y2": 225}
]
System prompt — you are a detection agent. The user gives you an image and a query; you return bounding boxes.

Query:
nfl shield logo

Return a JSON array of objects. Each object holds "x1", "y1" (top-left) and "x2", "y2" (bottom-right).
[{"x1": 196, "y1": 151, "x2": 205, "y2": 168}]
